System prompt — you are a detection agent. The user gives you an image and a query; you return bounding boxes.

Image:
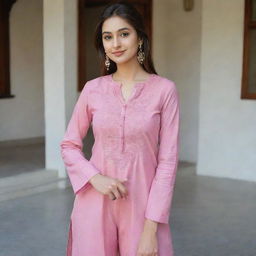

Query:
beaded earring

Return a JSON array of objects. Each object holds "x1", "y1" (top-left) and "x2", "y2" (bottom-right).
[
  {"x1": 137, "y1": 40, "x2": 145, "y2": 64},
  {"x1": 105, "y1": 53, "x2": 110, "y2": 71}
]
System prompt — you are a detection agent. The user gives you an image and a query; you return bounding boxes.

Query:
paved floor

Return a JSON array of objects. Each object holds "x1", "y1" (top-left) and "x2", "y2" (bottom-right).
[
  {"x1": 0, "y1": 138, "x2": 45, "y2": 178},
  {"x1": 0, "y1": 164, "x2": 256, "y2": 256}
]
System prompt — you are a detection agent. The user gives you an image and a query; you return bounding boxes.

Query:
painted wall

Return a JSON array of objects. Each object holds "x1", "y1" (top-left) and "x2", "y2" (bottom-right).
[
  {"x1": 1, "y1": 0, "x2": 255, "y2": 183},
  {"x1": 0, "y1": 0, "x2": 44, "y2": 141},
  {"x1": 153, "y1": 0, "x2": 202, "y2": 163},
  {"x1": 198, "y1": 0, "x2": 256, "y2": 182}
]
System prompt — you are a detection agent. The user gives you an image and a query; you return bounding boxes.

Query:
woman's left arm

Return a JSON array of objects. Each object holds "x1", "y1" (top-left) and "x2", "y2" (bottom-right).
[
  {"x1": 145, "y1": 81, "x2": 180, "y2": 225},
  {"x1": 137, "y1": 82, "x2": 180, "y2": 255}
]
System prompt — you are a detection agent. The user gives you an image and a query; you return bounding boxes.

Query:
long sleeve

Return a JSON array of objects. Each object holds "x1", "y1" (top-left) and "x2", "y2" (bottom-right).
[
  {"x1": 60, "y1": 83, "x2": 100, "y2": 195},
  {"x1": 145, "y1": 82, "x2": 180, "y2": 224}
]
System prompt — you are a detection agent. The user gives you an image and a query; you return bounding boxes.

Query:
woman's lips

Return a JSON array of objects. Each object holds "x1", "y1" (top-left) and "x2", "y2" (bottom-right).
[{"x1": 112, "y1": 50, "x2": 125, "y2": 57}]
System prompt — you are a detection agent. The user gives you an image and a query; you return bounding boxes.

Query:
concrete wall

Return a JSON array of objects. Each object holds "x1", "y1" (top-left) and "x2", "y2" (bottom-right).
[
  {"x1": 0, "y1": 0, "x2": 44, "y2": 141},
  {"x1": 152, "y1": 0, "x2": 202, "y2": 163},
  {"x1": 198, "y1": 0, "x2": 256, "y2": 182},
  {"x1": 1, "y1": 0, "x2": 255, "y2": 182},
  {"x1": 153, "y1": 0, "x2": 256, "y2": 182}
]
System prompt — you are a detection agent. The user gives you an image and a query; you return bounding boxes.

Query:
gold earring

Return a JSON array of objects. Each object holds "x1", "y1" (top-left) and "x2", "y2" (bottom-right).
[
  {"x1": 137, "y1": 40, "x2": 145, "y2": 64},
  {"x1": 105, "y1": 53, "x2": 110, "y2": 71}
]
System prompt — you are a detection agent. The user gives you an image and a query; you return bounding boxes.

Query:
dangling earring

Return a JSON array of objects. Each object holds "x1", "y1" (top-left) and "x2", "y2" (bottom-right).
[
  {"x1": 137, "y1": 40, "x2": 145, "y2": 64},
  {"x1": 105, "y1": 53, "x2": 110, "y2": 71}
]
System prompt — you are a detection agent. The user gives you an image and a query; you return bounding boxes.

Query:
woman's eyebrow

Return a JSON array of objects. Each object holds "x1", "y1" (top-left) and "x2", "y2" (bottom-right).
[{"x1": 102, "y1": 27, "x2": 130, "y2": 35}]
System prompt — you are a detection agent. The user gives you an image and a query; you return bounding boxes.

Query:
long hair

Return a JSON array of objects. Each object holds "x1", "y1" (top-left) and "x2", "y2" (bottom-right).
[{"x1": 94, "y1": 0, "x2": 158, "y2": 76}]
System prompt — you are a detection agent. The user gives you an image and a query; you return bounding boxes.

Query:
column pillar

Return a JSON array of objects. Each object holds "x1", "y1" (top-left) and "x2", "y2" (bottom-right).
[{"x1": 43, "y1": 0, "x2": 78, "y2": 177}]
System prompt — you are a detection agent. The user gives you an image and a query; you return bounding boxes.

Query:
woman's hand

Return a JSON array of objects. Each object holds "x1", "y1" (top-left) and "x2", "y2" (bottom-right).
[
  {"x1": 136, "y1": 228, "x2": 158, "y2": 256},
  {"x1": 89, "y1": 174, "x2": 128, "y2": 200}
]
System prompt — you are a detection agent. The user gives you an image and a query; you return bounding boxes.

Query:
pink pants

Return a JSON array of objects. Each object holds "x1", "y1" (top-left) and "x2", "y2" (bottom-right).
[{"x1": 67, "y1": 187, "x2": 174, "y2": 256}]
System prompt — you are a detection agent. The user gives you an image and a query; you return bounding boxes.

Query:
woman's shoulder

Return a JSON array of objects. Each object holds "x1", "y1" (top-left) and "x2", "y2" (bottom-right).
[
  {"x1": 83, "y1": 73, "x2": 177, "y2": 92},
  {"x1": 152, "y1": 74, "x2": 177, "y2": 92},
  {"x1": 85, "y1": 75, "x2": 108, "y2": 86},
  {"x1": 81, "y1": 75, "x2": 109, "y2": 92}
]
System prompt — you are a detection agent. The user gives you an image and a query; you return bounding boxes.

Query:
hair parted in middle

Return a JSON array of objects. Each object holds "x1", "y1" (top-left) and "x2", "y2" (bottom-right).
[{"x1": 94, "y1": 0, "x2": 158, "y2": 76}]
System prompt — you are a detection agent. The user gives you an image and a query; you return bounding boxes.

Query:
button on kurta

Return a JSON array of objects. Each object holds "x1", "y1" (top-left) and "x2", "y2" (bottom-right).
[
  {"x1": 113, "y1": 79, "x2": 147, "y2": 154},
  {"x1": 120, "y1": 104, "x2": 127, "y2": 152}
]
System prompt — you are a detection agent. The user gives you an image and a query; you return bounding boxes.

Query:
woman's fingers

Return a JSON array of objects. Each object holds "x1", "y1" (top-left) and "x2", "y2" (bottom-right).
[
  {"x1": 107, "y1": 179, "x2": 129, "y2": 200},
  {"x1": 117, "y1": 181, "x2": 128, "y2": 198},
  {"x1": 108, "y1": 192, "x2": 116, "y2": 200},
  {"x1": 108, "y1": 183, "x2": 122, "y2": 199}
]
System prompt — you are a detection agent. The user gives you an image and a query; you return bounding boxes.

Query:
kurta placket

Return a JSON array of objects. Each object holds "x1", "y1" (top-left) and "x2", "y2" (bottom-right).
[
  {"x1": 120, "y1": 104, "x2": 126, "y2": 152},
  {"x1": 112, "y1": 80, "x2": 145, "y2": 153}
]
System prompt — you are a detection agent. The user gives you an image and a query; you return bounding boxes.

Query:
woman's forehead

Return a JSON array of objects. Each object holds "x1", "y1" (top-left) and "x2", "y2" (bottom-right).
[{"x1": 102, "y1": 16, "x2": 133, "y2": 33}]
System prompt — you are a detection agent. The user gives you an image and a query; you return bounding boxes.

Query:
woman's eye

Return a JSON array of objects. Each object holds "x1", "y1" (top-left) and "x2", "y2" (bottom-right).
[
  {"x1": 103, "y1": 32, "x2": 129, "y2": 40},
  {"x1": 121, "y1": 32, "x2": 129, "y2": 37}
]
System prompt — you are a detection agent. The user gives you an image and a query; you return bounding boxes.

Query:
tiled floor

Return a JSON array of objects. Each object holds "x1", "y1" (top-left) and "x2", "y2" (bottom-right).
[{"x1": 0, "y1": 164, "x2": 256, "y2": 256}]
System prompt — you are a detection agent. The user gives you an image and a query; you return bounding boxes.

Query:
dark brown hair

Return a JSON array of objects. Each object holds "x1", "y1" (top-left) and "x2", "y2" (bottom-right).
[{"x1": 94, "y1": 0, "x2": 158, "y2": 76}]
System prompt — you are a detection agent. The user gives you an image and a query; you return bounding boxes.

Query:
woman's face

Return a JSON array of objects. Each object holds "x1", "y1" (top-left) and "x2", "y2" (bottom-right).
[{"x1": 102, "y1": 15, "x2": 140, "y2": 64}]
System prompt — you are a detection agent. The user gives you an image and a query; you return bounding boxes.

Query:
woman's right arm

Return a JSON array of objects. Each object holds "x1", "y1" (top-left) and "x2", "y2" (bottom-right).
[{"x1": 60, "y1": 82, "x2": 100, "y2": 195}]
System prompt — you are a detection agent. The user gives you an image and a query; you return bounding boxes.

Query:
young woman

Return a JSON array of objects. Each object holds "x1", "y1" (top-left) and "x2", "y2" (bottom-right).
[{"x1": 60, "y1": 1, "x2": 180, "y2": 255}]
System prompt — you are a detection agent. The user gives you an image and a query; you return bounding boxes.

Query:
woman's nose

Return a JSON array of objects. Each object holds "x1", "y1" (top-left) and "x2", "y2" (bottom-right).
[{"x1": 113, "y1": 36, "x2": 121, "y2": 48}]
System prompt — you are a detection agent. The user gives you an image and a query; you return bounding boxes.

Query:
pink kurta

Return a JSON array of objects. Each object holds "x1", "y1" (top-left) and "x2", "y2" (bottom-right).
[{"x1": 60, "y1": 73, "x2": 180, "y2": 256}]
